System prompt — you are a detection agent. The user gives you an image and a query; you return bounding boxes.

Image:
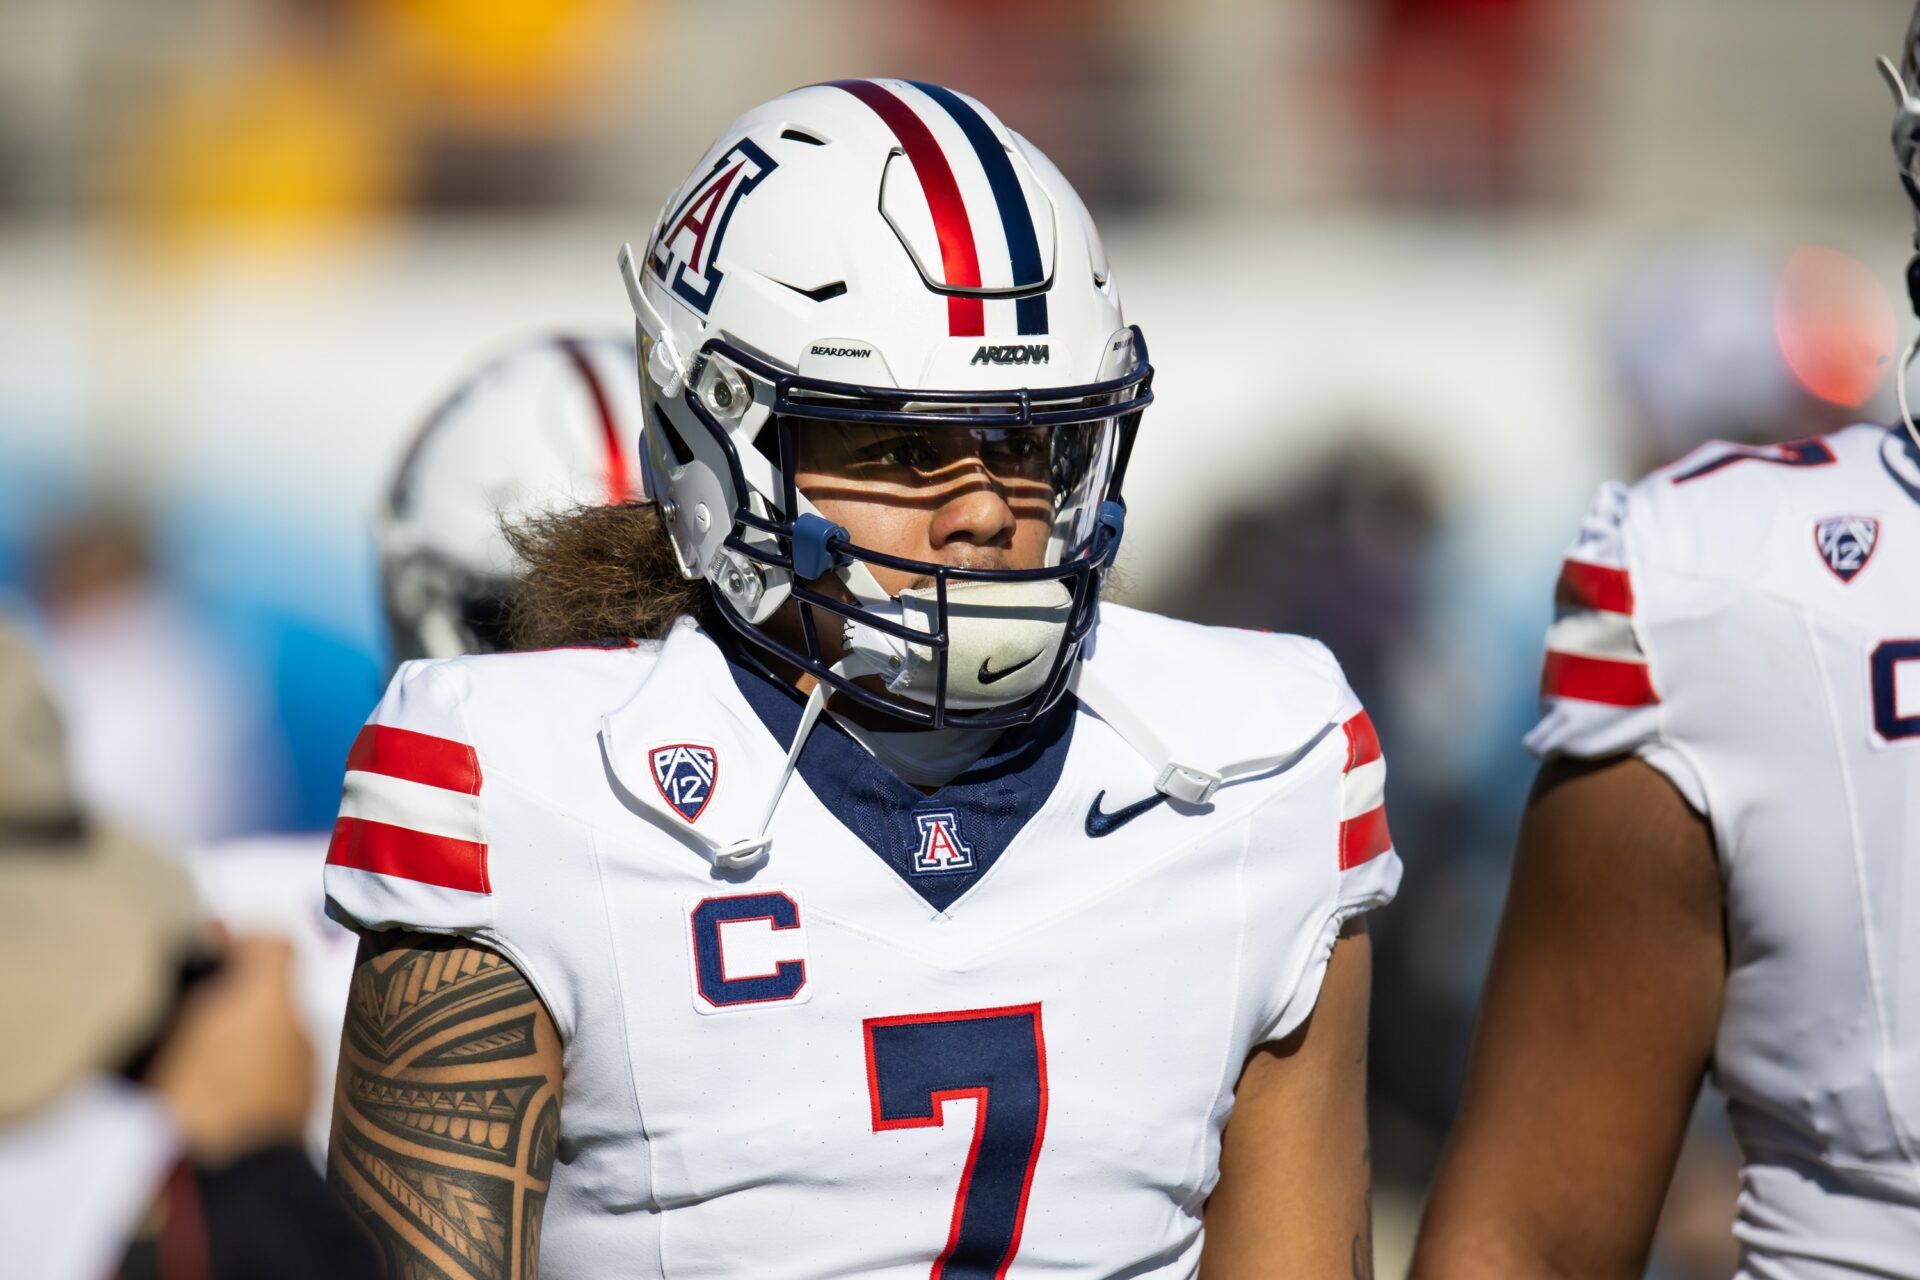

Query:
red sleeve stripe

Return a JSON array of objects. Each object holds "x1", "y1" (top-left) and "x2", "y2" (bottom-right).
[
  {"x1": 345, "y1": 725, "x2": 482, "y2": 796},
  {"x1": 1341, "y1": 711, "x2": 1382, "y2": 771},
  {"x1": 1556, "y1": 559, "x2": 1635, "y2": 615},
  {"x1": 1541, "y1": 650, "x2": 1659, "y2": 707},
  {"x1": 1339, "y1": 805, "x2": 1392, "y2": 870},
  {"x1": 326, "y1": 817, "x2": 490, "y2": 895}
]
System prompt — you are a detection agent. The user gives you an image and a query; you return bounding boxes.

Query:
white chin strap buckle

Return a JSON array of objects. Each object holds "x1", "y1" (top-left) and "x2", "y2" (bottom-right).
[
  {"x1": 715, "y1": 837, "x2": 771, "y2": 873},
  {"x1": 1155, "y1": 763, "x2": 1222, "y2": 805}
]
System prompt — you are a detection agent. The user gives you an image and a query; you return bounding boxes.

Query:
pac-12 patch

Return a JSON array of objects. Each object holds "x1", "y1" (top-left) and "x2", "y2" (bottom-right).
[
  {"x1": 650, "y1": 743, "x2": 718, "y2": 823},
  {"x1": 1814, "y1": 515, "x2": 1879, "y2": 584},
  {"x1": 910, "y1": 809, "x2": 975, "y2": 874}
]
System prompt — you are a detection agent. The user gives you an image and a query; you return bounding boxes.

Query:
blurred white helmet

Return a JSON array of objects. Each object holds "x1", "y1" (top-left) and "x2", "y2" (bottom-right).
[
  {"x1": 380, "y1": 334, "x2": 643, "y2": 663},
  {"x1": 618, "y1": 79, "x2": 1152, "y2": 729}
]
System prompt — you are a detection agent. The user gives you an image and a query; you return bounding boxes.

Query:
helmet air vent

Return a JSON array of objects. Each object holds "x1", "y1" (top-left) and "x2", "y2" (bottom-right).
[
  {"x1": 773, "y1": 278, "x2": 849, "y2": 303},
  {"x1": 649, "y1": 404, "x2": 696, "y2": 468},
  {"x1": 779, "y1": 127, "x2": 829, "y2": 146}
]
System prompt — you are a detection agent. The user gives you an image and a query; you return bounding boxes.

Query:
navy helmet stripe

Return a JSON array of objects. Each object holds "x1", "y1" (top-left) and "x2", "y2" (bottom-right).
[
  {"x1": 909, "y1": 81, "x2": 1050, "y2": 336},
  {"x1": 1013, "y1": 287, "x2": 1048, "y2": 338}
]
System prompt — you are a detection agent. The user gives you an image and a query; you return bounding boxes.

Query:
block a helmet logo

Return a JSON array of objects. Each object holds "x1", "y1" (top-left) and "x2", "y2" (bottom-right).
[
  {"x1": 650, "y1": 743, "x2": 718, "y2": 823},
  {"x1": 1814, "y1": 515, "x2": 1879, "y2": 583},
  {"x1": 910, "y1": 809, "x2": 976, "y2": 875},
  {"x1": 647, "y1": 138, "x2": 779, "y2": 316}
]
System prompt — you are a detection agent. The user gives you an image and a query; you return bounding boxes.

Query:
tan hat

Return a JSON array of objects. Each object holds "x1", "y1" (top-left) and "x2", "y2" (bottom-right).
[{"x1": 0, "y1": 620, "x2": 202, "y2": 1120}]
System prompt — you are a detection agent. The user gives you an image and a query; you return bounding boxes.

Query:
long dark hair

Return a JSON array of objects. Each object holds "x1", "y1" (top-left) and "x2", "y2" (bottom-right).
[{"x1": 504, "y1": 502, "x2": 715, "y2": 648}]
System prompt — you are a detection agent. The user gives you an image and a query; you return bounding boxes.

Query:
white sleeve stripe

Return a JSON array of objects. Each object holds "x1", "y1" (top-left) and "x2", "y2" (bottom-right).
[
  {"x1": 1544, "y1": 609, "x2": 1647, "y2": 663},
  {"x1": 340, "y1": 769, "x2": 484, "y2": 845},
  {"x1": 1340, "y1": 757, "x2": 1386, "y2": 821}
]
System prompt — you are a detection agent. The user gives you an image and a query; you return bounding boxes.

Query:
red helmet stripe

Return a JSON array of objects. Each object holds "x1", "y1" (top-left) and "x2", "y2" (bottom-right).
[
  {"x1": 831, "y1": 79, "x2": 985, "y2": 337},
  {"x1": 558, "y1": 338, "x2": 636, "y2": 503}
]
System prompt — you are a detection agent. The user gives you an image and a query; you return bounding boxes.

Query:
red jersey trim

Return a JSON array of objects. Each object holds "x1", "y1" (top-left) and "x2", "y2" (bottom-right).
[
  {"x1": 1338, "y1": 806, "x2": 1392, "y2": 870},
  {"x1": 1556, "y1": 559, "x2": 1635, "y2": 615},
  {"x1": 327, "y1": 816, "x2": 490, "y2": 895},
  {"x1": 1541, "y1": 650, "x2": 1658, "y2": 707},
  {"x1": 1341, "y1": 711, "x2": 1382, "y2": 771},
  {"x1": 345, "y1": 724, "x2": 482, "y2": 796}
]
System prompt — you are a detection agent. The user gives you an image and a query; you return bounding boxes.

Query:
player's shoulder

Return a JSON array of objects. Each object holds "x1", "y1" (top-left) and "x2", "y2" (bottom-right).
[
  {"x1": 378, "y1": 636, "x2": 665, "y2": 748},
  {"x1": 1085, "y1": 604, "x2": 1361, "y2": 769},
  {"x1": 1618, "y1": 423, "x2": 1904, "y2": 581},
  {"x1": 398, "y1": 633, "x2": 662, "y2": 695},
  {"x1": 1092, "y1": 604, "x2": 1351, "y2": 703},
  {"x1": 330, "y1": 638, "x2": 668, "y2": 941},
  {"x1": 1524, "y1": 425, "x2": 1909, "y2": 779},
  {"x1": 1088, "y1": 609, "x2": 1399, "y2": 1047}
]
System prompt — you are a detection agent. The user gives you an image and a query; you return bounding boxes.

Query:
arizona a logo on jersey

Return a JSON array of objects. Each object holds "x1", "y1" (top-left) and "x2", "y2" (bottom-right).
[{"x1": 911, "y1": 809, "x2": 975, "y2": 874}]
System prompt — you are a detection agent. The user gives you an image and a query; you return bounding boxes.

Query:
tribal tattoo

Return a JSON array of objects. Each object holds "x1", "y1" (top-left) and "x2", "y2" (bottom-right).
[{"x1": 329, "y1": 933, "x2": 562, "y2": 1280}]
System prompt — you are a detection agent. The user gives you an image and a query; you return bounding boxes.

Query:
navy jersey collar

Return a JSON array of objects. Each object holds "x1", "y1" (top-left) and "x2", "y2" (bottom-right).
[{"x1": 717, "y1": 638, "x2": 1076, "y2": 912}]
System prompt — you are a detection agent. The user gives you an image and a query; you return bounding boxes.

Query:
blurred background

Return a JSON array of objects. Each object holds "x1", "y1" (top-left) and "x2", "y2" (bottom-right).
[{"x1": 1, "y1": 0, "x2": 1912, "y2": 1273}]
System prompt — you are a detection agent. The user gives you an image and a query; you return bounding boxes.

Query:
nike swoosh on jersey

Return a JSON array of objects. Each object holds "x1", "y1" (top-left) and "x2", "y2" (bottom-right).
[
  {"x1": 1084, "y1": 789, "x2": 1168, "y2": 838},
  {"x1": 978, "y1": 650, "x2": 1041, "y2": 685}
]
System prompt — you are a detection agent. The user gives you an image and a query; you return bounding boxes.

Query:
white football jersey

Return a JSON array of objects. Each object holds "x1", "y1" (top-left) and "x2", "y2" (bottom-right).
[
  {"x1": 1527, "y1": 424, "x2": 1920, "y2": 1278},
  {"x1": 322, "y1": 603, "x2": 1400, "y2": 1279}
]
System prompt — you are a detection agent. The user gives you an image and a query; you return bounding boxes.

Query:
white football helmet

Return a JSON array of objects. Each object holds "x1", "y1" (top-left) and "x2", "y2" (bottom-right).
[
  {"x1": 619, "y1": 78, "x2": 1152, "y2": 729},
  {"x1": 380, "y1": 334, "x2": 644, "y2": 662}
]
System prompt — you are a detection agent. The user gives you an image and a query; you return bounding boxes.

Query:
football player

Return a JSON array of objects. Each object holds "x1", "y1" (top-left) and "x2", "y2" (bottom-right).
[
  {"x1": 322, "y1": 82, "x2": 1402, "y2": 1279},
  {"x1": 1411, "y1": 20, "x2": 1920, "y2": 1280},
  {"x1": 188, "y1": 333, "x2": 642, "y2": 1160}
]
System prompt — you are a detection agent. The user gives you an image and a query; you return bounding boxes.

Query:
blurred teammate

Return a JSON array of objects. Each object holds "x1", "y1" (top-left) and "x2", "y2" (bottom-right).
[
  {"x1": 323, "y1": 80, "x2": 1399, "y2": 1280},
  {"x1": 189, "y1": 333, "x2": 642, "y2": 1159},
  {"x1": 1413, "y1": 17, "x2": 1920, "y2": 1280}
]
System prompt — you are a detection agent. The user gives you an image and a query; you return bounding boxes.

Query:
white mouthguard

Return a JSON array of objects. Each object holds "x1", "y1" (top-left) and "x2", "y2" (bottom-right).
[{"x1": 842, "y1": 578, "x2": 1073, "y2": 709}]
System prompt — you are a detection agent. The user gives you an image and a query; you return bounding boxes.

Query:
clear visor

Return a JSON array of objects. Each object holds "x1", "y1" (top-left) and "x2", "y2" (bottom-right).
[{"x1": 787, "y1": 416, "x2": 1120, "y2": 569}]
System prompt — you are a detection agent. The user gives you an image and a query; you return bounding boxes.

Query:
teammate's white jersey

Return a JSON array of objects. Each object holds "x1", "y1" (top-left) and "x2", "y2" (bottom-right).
[
  {"x1": 187, "y1": 835, "x2": 360, "y2": 1163},
  {"x1": 1527, "y1": 424, "x2": 1920, "y2": 1279},
  {"x1": 322, "y1": 604, "x2": 1400, "y2": 1279}
]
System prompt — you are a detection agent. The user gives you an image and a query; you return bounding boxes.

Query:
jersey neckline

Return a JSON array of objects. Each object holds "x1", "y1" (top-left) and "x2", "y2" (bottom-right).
[{"x1": 715, "y1": 634, "x2": 1077, "y2": 913}]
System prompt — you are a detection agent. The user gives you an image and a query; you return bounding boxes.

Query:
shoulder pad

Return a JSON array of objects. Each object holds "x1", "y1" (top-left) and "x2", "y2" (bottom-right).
[{"x1": 1082, "y1": 605, "x2": 1352, "y2": 795}]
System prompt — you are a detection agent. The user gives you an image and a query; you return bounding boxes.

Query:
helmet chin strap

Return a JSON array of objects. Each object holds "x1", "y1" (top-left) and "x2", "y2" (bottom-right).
[
  {"x1": 1875, "y1": 58, "x2": 1920, "y2": 453},
  {"x1": 712, "y1": 665, "x2": 838, "y2": 872},
  {"x1": 1897, "y1": 326, "x2": 1920, "y2": 455}
]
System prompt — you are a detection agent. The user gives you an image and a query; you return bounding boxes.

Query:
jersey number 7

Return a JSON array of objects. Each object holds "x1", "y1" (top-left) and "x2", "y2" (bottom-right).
[{"x1": 863, "y1": 1004, "x2": 1049, "y2": 1280}]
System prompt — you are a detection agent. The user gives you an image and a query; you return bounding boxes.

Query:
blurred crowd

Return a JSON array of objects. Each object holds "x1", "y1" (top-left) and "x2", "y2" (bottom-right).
[
  {"x1": 2, "y1": 0, "x2": 1915, "y2": 1275},
  {"x1": 0, "y1": 621, "x2": 379, "y2": 1279}
]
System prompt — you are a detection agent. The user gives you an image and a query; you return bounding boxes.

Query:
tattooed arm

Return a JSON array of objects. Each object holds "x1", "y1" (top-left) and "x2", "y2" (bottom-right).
[
  {"x1": 1200, "y1": 918, "x2": 1375, "y2": 1279},
  {"x1": 327, "y1": 932, "x2": 563, "y2": 1280}
]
